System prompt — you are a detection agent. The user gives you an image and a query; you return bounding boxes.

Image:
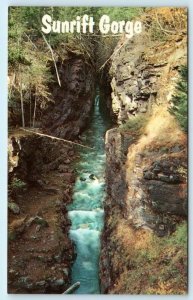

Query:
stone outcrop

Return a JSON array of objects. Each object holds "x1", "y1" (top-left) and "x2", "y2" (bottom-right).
[{"x1": 8, "y1": 132, "x2": 77, "y2": 293}]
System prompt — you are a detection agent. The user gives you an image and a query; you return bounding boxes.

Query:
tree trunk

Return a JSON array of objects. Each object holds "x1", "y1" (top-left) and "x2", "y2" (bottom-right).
[
  {"x1": 19, "y1": 64, "x2": 25, "y2": 128},
  {"x1": 41, "y1": 32, "x2": 61, "y2": 87},
  {"x1": 29, "y1": 89, "x2": 32, "y2": 127},
  {"x1": 63, "y1": 282, "x2": 80, "y2": 294},
  {"x1": 20, "y1": 128, "x2": 94, "y2": 149},
  {"x1": 8, "y1": 72, "x2": 15, "y2": 100},
  {"x1": 20, "y1": 85, "x2": 25, "y2": 128},
  {"x1": 32, "y1": 95, "x2": 37, "y2": 128}
]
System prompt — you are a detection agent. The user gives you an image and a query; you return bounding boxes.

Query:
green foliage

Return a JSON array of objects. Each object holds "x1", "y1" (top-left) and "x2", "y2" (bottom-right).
[
  {"x1": 8, "y1": 7, "x2": 54, "y2": 127},
  {"x1": 96, "y1": 7, "x2": 143, "y2": 22},
  {"x1": 8, "y1": 6, "x2": 142, "y2": 127},
  {"x1": 9, "y1": 178, "x2": 27, "y2": 194},
  {"x1": 169, "y1": 65, "x2": 188, "y2": 132},
  {"x1": 8, "y1": 8, "x2": 26, "y2": 65},
  {"x1": 8, "y1": 7, "x2": 43, "y2": 64},
  {"x1": 119, "y1": 114, "x2": 149, "y2": 135},
  {"x1": 166, "y1": 222, "x2": 187, "y2": 246}
]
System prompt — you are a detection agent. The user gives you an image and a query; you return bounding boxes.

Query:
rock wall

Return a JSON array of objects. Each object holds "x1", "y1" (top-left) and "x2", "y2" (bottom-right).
[
  {"x1": 100, "y1": 127, "x2": 187, "y2": 293},
  {"x1": 109, "y1": 33, "x2": 187, "y2": 124},
  {"x1": 100, "y1": 129, "x2": 128, "y2": 293},
  {"x1": 43, "y1": 55, "x2": 95, "y2": 139},
  {"x1": 8, "y1": 132, "x2": 77, "y2": 293},
  {"x1": 100, "y1": 32, "x2": 187, "y2": 294}
]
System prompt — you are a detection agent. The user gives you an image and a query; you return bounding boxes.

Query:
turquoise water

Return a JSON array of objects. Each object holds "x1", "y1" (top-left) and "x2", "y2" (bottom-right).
[{"x1": 67, "y1": 97, "x2": 110, "y2": 294}]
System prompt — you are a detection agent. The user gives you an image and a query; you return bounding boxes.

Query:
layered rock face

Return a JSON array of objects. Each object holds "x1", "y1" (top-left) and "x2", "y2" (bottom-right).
[
  {"x1": 104, "y1": 127, "x2": 187, "y2": 232},
  {"x1": 8, "y1": 132, "x2": 77, "y2": 293},
  {"x1": 109, "y1": 33, "x2": 187, "y2": 124},
  {"x1": 100, "y1": 128, "x2": 187, "y2": 294},
  {"x1": 100, "y1": 32, "x2": 187, "y2": 294},
  {"x1": 43, "y1": 56, "x2": 95, "y2": 139}
]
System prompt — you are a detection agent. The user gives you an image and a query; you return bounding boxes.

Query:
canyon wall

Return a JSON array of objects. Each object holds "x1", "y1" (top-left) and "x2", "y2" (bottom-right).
[
  {"x1": 43, "y1": 51, "x2": 95, "y2": 140},
  {"x1": 8, "y1": 46, "x2": 96, "y2": 293},
  {"x1": 8, "y1": 132, "x2": 78, "y2": 293},
  {"x1": 100, "y1": 31, "x2": 187, "y2": 294}
]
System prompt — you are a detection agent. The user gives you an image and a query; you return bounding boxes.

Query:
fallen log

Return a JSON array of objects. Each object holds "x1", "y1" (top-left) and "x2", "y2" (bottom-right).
[
  {"x1": 20, "y1": 128, "x2": 94, "y2": 150},
  {"x1": 63, "y1": 282, "x2": 80, "y2": 294}
]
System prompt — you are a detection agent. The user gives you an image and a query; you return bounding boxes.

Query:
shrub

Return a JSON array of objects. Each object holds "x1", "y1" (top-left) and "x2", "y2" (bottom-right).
[
  {"x1": 9, "y1": 178, "x2": 27, "y2": 195},
  {"x1": 119, "y1": 114, "x2": 149, "y2": 135},
  {"x1": 169, "y1": 65, "x2": 188, "y2": 132}
]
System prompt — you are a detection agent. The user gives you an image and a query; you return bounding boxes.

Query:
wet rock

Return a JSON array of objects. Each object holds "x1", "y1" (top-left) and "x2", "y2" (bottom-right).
[
  {"x1": 89, "y1": 174, "x2": 96, "y2": 180},
  {"x1": 54, "y1": 279, "x2": 64, "y2": 286}
]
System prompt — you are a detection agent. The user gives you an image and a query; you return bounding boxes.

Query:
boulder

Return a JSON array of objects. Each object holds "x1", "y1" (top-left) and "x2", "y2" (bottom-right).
[
  {"x1": 89, "y1": 174, "x2": 96, "y2": 180},
  {"x1": 80, "y1": 177, "x2": 86, "y2": 181}
]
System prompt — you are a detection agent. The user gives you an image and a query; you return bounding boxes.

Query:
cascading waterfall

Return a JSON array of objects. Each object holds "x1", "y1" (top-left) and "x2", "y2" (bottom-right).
[{"x1": 67, "y1": 92, "x2": 110, "y2": 294}]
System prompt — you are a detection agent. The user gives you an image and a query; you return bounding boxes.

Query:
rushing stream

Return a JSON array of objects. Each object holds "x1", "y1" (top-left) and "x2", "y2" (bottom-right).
[{"x1": 67, "y1": 93, "x2": 111, "y2": 294}]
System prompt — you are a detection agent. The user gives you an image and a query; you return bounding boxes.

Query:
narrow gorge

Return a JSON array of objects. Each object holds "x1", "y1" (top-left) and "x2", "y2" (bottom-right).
[
  {"x1": 67, "y1": 97, "x2": 111, "y2": 294},
  {"x1": 8, "y1": 7, "x2": 187, "y2": 295}
]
